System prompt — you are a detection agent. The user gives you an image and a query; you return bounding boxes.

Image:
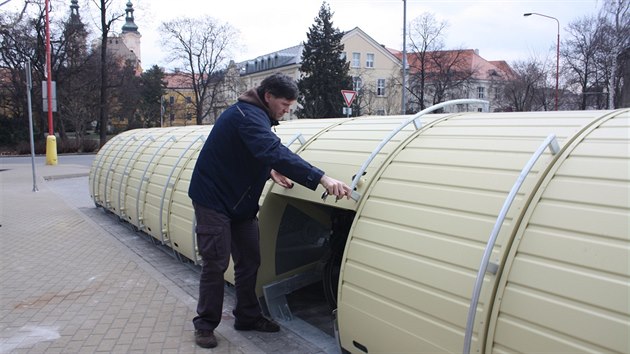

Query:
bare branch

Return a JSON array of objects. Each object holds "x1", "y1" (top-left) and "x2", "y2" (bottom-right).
[{"x1": 160, "y1": 16, "x2": 239, "y2": 124}]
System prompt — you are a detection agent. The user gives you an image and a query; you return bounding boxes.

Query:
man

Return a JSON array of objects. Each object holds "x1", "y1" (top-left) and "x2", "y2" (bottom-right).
[{"x1": 188, "y1": 72, "x2": 351, "y2": 348}]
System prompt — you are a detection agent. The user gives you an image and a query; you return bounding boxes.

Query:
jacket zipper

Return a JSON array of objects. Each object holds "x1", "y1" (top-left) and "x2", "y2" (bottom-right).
[{"x1": 233, "y1": 185, "x2": 252, "y2": 211}]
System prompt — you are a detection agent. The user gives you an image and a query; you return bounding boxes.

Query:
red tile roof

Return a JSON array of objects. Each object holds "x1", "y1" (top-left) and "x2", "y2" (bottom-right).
[
  {"x1": 390, "y1": 48, "x2": 516, "y2": 81},
  {"x1": 163, "y1": 72, "x2": 193, "y2": 89}
]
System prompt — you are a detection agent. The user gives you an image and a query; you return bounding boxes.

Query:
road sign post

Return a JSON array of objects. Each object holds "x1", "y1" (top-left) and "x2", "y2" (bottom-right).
[{"x1": 341, "y1": 90, "x2": 357, "y2": 118}]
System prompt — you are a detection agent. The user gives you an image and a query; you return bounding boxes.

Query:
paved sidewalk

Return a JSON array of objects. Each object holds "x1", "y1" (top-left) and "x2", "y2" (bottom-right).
[{"x1": 0, "y1": 155, "x2": 335, "y2": 354}]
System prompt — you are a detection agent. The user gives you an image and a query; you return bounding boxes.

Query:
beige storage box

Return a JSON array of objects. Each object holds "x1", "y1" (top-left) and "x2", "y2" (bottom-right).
[
  {"x1": 336, "y1": 109, "x2": 629, "y2": 353},
  {"x1": 90, "y1": 105, "x2": 629, "y2": 353}
]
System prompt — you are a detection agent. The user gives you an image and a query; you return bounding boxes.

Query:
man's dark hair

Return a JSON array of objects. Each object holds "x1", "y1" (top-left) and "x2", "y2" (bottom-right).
[{"x1": 257, "y1": 73, "x2": 299, "y2": 100}]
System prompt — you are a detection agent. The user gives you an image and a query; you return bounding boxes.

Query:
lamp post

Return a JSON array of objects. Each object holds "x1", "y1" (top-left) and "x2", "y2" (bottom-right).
[
  {"x1": 401, "y1": 0, "x2": 407, "y2": 115},
  {"x1": 524, "y1": 12, "x2": 559, "y2": 111}
]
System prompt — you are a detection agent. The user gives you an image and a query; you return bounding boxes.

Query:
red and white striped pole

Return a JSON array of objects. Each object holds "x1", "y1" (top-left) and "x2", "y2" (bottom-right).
[{"x1": 44, "y1": 0, "x2": 57, "y2": 165}]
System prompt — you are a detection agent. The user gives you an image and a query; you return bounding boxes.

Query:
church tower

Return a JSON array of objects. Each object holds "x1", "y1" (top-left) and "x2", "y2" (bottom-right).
[
  {"x1": 65, "y1": 0, "x2": 88, "y2": 68},
  {"x1": 121, "y1": 1, "x2": 141, "y2": 67},
  {"x1": 70, "y1": 0, "x2": 79, "y2": 17}
]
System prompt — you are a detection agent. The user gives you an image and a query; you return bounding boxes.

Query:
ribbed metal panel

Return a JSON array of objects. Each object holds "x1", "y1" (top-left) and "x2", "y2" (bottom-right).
[
  {"x1": 489, "y1": 111, "x2": 630, "y2": 353},
  {"x1": 89, "y1": 109, "x2": 629, "y2": 353},
  {"x1": 135, "y1": 127, "x2": 196, "y2": 240},
  {"x1": 268, "y1": 115, "x2": 437, "y2": 209},
  {"x1": 257, "y1": 118, "x2": 342, "y2": 206},
  {"x1": 257, "y1": 116, "x2": 425, "y2": 293},
  {"x1": 89, "y1": 130, "x2": 136, "y2": 207},
  {"x1": 337, "y1": 111, "x2": 614, "y2": 353}
]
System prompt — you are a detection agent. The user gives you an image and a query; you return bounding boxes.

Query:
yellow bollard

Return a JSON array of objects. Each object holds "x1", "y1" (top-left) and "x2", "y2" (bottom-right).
[{"x1": 46, "y1": 135, "x2": 58, "y2": 165}]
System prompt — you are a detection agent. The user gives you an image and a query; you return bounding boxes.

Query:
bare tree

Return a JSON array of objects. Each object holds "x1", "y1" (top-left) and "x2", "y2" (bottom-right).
[
  {"x1": 0, "y1": 1, "x2": 69, "y2": 144},
  {"x1": 92, "y1": 0, "x2": 125, "y2": 145},
  {"x1": 0, "y1": 9, "x2": 36, "y2": 132},
  {"x1": 407, "y1": 12, "x2": 448, "y2": 111},
  {"x1": 425, "y1": 49, "x2": 476, "y2": 106},
  {"x1": 599, "y1": 0, "x2": 630, "y2": 108},
  {"x1": 54, "y1": 0, "x2": 95, "y2": 150},
  {"x1": 57, "y1": 52, "x2": 101, "y2": 150},
  {"x1": 621, "y1": 47, "x2": 630, "y2": 107},
  {"x1": 348, "y1": 69, "x2": 374, "y2": 116},
  {"x1": 353, "y1": 80, "x2": 377, "y2": 115},
  {"x1": 160, "y1": 16, "x2": 239, "y2": 125},
  {"x1": 500, "y1": 58, "x2": 549, "y2": 111},
  {"x1": 563, "y1": 15, "x2": 609, "y2": 110},
  {"x1": 0, "y1": 0, "x2": 31, "y2": 25},
  {"x1": 350, "y1": 68, "x2": 401, "y2": 115}
]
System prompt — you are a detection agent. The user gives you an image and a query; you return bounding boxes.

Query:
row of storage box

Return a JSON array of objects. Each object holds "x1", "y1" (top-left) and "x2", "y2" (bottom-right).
[{"x1": 90, "y1": 103, "x2": 629, "y2": 353}]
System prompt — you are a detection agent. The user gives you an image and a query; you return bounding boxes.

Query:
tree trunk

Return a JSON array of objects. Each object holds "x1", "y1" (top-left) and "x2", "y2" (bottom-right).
[{"x1": 99, "y1": 0, "x2": 109, "y2": 147}]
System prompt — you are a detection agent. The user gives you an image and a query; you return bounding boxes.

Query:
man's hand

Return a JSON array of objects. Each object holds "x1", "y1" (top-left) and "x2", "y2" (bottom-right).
[
  {"x1": 270, "y1": 169, "x2": 294, "y2": 189},
  {"x1": 320, "y1": 175, "x2": 352, "y2": 200}
]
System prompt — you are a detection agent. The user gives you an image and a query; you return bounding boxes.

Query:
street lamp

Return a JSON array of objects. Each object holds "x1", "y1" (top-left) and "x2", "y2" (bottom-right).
[
  {"x1": 401, "y1": 0, "x2": 407, "y2": 115},
  {"x1": 524, "y1": 12, "x2": 560, "y2": 111}
]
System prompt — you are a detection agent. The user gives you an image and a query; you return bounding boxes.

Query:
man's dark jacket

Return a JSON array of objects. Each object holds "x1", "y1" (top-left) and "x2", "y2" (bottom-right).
[{"x1": 188, "y1": 89, "x2": 324, "y2": 220}]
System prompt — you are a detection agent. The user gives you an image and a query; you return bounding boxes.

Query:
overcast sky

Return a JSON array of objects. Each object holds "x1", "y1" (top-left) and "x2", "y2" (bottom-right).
[
  {"x1": 138, "y1": 0, "x2": 601, "y2": 69},
  {"x1": 5, "y1": 0, "x2": 603, "y2": 69}
]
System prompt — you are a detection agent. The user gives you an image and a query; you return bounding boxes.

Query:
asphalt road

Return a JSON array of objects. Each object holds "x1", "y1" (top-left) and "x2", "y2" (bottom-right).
[{"x1": 0, "y1": 153, "x2": 95, "y2": 167}]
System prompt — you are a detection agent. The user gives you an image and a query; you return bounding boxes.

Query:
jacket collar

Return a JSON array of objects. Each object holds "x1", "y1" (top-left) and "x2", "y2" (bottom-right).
[{"x1": 237, "y1": 89, "x2": 279, "y2": 126}]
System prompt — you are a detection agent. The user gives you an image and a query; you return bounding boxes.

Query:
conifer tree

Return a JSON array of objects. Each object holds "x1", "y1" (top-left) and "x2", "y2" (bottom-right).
[
  {"x1": 139, "y1": 65, "x2": 167, "y2": 127},
  {"x1": 298, "y1": 2, "x2": 352, "y2": 118}
]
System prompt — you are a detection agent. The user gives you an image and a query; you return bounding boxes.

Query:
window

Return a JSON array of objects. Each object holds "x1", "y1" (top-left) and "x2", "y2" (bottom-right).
[
  {"x1": 352, "y1": 52, "x2": 360, "y2": 68},
  {"x1": 353, "y1": 76, "x2": 363, "y2": 92},
  {"x1": 377, "y1": 79, "x2": 386, "y2": 96},
  {"x1": 376, "y1": 109, "x2": 385, "y2": 115},
  {"x1": 340, "y1": 52, "x2": 346, "y2": 60},
  {"x1": 186, "y1": 113, "x2": 192, "y2": 120},
  {"x1": 366, "y1": 53, "x2": 374, "y2": 68},
  {"x1": 478, "y1": 87, "x2": 485, "y2": 99},
  {"x1": 169, "y1": 96, "x2": 175, "y2": 105},
  {"x1": 169, "y1": 113, "x2": 174, "y2": 122},
  {"x1": 185, "y1": 96, "x2": 192, "y2": 104}
]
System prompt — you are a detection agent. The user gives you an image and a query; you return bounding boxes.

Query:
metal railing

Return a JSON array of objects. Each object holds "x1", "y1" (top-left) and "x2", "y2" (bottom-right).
[
  {"x1": 285, "y1": 133, "x2": 306, "y2": 147},
  {"x1": 103, "y1": 136, "x2": 137, "y2": 208},
  {"x1": 350, "y1": 99, "x2": 489, "y2": 198},
  {"x1": 135, "y1": 135, "x2": 177, "y2": 229},
  {"x1": 159, "y1": 135, "x2": 206, "y2": 244},
  {"x1": 91, "y1": 134, "x2": 126, "y2": 204},
  {"x1": 462, "y1": 133, "x2": 560, "y2": 354},
  {"x1": 117, "y1": 135, "x2": 156, "y2": 217}
]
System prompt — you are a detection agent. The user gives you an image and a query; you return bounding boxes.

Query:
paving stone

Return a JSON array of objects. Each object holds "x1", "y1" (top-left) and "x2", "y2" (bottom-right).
[{"x1": 0, "y1": 156, "x2": 335, "y2": 353}]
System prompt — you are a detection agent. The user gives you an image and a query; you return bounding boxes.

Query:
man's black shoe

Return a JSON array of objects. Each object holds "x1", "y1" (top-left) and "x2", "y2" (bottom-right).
[
  {"x1": 234, "y1": 317, "x2": 280, "y2": 332},
  {"x1": 195, "y1": 329, "x2": 217, "y2": 348}
]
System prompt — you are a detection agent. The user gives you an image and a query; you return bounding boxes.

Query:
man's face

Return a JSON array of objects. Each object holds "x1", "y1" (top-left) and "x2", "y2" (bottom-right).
[{"x1": 265, "y1": 92, "x2": 296, "y2": 120}]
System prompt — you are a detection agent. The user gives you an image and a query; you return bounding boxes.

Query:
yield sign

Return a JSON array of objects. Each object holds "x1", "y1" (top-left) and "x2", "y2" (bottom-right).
[{"x1": 341, "y1": 90, "x2": 357, "y2": 107}]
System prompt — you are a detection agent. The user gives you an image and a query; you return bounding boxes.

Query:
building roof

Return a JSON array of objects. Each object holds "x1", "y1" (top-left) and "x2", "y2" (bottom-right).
[
  {"x1": 489, "y1": 60, "x2": 517, "y2": 79},
  {"x1": 163, "y1": 69, "x2": 230, "y2": 90},
  {"x1": 163, "y1": 72, "x2": 195, "y2": 89},
  {"x1": 121, "y1": 1, "x2": 139, "y2": 33},
  {"x1": 239, "y1": 44, "x2": 304, "y2": 75},
  {"x1": 342, "y1": 27, "x2": 402, "y2": 67},
  {"x1": 390, "y1": 48, "x2": 515, "y2": 81},
  {"x1": 238, "y1": 27, "x2": 402, "y2": 76}
]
